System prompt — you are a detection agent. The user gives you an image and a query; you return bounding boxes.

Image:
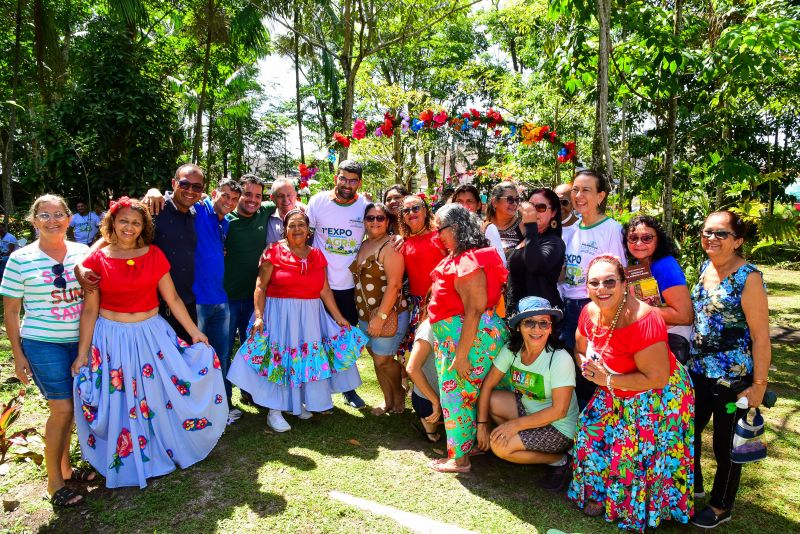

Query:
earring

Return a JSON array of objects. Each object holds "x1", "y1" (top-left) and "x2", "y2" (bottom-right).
[{"x1": 550, "y1": 219, "x2": 557, "y2": 229}]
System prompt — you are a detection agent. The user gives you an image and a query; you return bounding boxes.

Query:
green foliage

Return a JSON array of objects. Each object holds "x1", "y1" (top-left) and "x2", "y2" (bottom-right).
[{"x1": 0, "y1": 389, "x2": 43, "y2": 467}]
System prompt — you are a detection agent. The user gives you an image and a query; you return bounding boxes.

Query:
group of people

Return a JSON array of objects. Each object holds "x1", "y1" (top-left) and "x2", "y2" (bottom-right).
[{"x1": 1, "y1": 162, "x2": 772, "y2": 532}]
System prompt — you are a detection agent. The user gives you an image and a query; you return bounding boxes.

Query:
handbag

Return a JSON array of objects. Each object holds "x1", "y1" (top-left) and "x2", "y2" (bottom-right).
[
  {"x1": 357, "y1": 269, "x2": 399, "y2": 337},
  {"x1": 731, "y1": 407, "x2": 767, "y2": 464}
]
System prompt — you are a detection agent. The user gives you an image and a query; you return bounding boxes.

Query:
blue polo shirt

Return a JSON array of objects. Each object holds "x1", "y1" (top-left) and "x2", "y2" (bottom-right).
[{"x1": 193, "y1": 198, "x2": 229, "y2": 305}]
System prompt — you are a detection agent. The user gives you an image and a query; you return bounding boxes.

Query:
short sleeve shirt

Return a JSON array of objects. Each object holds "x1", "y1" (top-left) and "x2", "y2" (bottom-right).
[
  {"x1": 69, "y1": 212, "x2": 102, "y2": 244},
  {"x1": 153, "y1": 192, "x2": 197, "y2": 305},
  {"x1": 492, "y1": 346, "x2": 579, "y2": 439},
  {"x1": 563, "y1": 217, "x2": 627, "y2": 300},
  {"x1": 0, "y1": 232, "x2": 18, "y2": 258},
  {"x1": 224, "y1": 203, "x2": 276, "y2": 301},
  {"x1": 260, "y1": 243, "x2": 327, "y2": 299},
  {"x1": 650, "y1": 255, "x2": 692, "y2": 340},
  {"x1": 193, "y1": 198, "x2": 228, "y2": 305},
  {"x1": 402, "y1": 231, "x2": 446, "y2": 297},
  {"x1": 0, "y1": 240, "x2": 89, "y2": 342},
  {"x1": 307, "y1": 192, "x2": 367, "y2": 290}
]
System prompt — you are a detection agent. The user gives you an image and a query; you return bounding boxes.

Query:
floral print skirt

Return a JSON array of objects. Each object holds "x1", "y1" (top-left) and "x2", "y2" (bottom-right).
[
  {"x1": 74, "y1": 315, "x2": 227, "y2": 489},
  {"x1": 567, "y1": 363, "x2": 695, "y2": 532},
  {"x1": 431, "y1": 310, "x2": 509, "y2": 459},
  {"x1": 227, "y1": 296, "x2": 365, "y2": 415}
]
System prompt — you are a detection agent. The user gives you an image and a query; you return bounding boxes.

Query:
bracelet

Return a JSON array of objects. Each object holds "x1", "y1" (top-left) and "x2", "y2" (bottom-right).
[
  {"x1": 752, "y1": 379, "x2": 768, "y2": 386},
  {"x1": 606, "y1": 373, "x2": 614, "y2": 390}
]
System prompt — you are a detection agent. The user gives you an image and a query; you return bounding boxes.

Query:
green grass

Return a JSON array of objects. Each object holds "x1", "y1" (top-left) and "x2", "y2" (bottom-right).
[{"x1": 1, "y1": 266, "x2": 799, "y2": 532}]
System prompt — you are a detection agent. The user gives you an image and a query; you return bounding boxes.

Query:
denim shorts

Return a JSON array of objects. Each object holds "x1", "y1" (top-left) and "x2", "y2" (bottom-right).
[
  {"x1": 358, "y1": 310, "x2": 410, "y2": 356},
  {"x1": 20, "y1": 338, "x2": 78, "y2": 400}
]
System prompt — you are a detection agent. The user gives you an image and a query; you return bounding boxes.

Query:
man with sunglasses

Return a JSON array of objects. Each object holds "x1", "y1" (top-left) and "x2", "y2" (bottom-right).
[
  {"x1": 306, "y1": 159, "x2": 368, "y2": 409},
  {"x1": 554, "y1": 183, "x2": 580, "y2": 244}
]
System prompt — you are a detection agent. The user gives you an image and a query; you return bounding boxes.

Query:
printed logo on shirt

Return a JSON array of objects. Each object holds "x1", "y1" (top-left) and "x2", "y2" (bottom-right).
[
  {"x1": 511, "y1": 368, "x2": 545, "y2": 400},
  {"x1": 43, "y1": 268, "x2": 84, "y2": 321},
  {"x1": 579, "y1": 240, "x2": 599, "y2": 255},
  {"x1": 319, "y1": 226, "x2": 359, "y2": 256},
  {"x1": 564, "y1": 253, "x2": 584, "y2": 288}
]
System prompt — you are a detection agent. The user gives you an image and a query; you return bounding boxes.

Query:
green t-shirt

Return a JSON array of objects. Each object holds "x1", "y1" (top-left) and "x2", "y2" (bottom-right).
[
  {"x1": 223, "y1": 202, "x2": 276, "y2": 300},
  {"x1": 492, "y1": 345, "x2": 579, "y2": 439}
]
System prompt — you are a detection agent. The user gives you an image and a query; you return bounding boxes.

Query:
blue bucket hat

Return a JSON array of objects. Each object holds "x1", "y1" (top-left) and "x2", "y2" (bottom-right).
[{"x1": 509, "y1": 296, "x2": 563, "y2": 329}]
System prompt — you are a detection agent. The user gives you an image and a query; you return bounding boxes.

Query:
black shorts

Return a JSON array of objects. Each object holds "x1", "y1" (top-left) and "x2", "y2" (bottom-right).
[
  {"x1": 331, "y1": 288, "x2": 359, "y2": 327},
  {"x1": 411, "y1": 391, "x2": 434, "y2": 419}
]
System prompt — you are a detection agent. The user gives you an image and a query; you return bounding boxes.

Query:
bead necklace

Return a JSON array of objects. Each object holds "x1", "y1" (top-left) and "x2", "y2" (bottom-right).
[{"x1": 589, "y1": 291, "x2": 628, "y2": 358}]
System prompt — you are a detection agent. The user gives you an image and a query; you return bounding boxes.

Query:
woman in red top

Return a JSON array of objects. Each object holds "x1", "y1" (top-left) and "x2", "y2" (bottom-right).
[
  {"x1": 567, "y1": 254, "x2": 694, "y2": 532},
  {"x1": 227, "y1": 209, "x2": 366, "y2": 433},
  {"x1": 398, "y1": 195, "x2": 446, "y2": 346},
  {"x1": 426, "y1": 204, "x2": 509, "y2": 473},
  {"x1": 72, "y1": 198, "x2": 226, "y2": 489}
]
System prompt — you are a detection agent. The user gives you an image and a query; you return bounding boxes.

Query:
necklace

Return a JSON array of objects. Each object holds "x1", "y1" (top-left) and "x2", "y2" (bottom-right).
[
  {"x1": 410, "y1": 226, "x2": 427, "y2": 237},
  {"x1": 589, "y1": 291, "x2": 627, "y2": 358}
]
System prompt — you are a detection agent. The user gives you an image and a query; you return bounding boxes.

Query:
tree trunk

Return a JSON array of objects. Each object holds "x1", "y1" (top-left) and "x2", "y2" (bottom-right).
[
  {"x1": 554, "y1": 100, "x2": 560, "y2": 187},
  {"x1": 393, "y1": 125, "x2": 403, "y2": 184},
  {"x1": 222, "y1": 148, "x2": 228, "y2": 180},
  {"x1": 2, "y1": 0, "x2": 23, "y2": 223},
  {"x1": 662, "y1": 0, "x2": 682, "y2": 237},
  {"x1": 206, "y1": 95, "x2": 215, "y2": 178},
  {"x1": 33, "y1": 0, "x2": 50, "y2": 106},
  {"x1": 192, "y1": 0, "x2": 214, "y2": 164},
  {"x1": 294, "y1": 7, "x2": 305, "y2": 164},
  {"x1": 619, "y1": 99, "x2": 627, "y2": 211},
  {"x1": 235, "y1": 121, "x2": 243, "y2": 179},
  {"x1": 592, "y1": 0, "x2": 613, "y2": 181},
  {"x1": 508, "y1": 37, "x2": 519, "y2": 73}
]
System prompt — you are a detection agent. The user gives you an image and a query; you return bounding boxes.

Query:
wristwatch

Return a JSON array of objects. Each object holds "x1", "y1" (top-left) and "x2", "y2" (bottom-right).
[{"x1": 379, "y1": 312, "x2": 388, "y2": 320}]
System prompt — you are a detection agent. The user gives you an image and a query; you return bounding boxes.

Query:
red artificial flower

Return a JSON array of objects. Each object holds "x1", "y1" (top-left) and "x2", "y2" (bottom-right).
[
  {"x1": 494, "y1": 129, "x2": 501, "y2": 137},
  {"x1": 298, "y1": 163, "x2": 309, "y2": 178},
  {"x1": 433, "y1": 110, "x2": 448, "y2": 126},
  {"x1": 380, "y1": 116, "x2": 395, "y2": 137},
  {"x1": 549, "y1": 131, "x2": 558, "y2": 142},
  {"x1": 299, "y1": 181, "x2": 308, "y2": 190},
  {"x1": 333, "y1": 132, "x2": 350, "y2": 148},
  {"x1": 109, "y1": 196, "x2": 133, "y2": 215},
  {"x1": 420, "y1": 109, "x2": 434, "y2": 124},
  {"x1": 472, "y1": 120, "x2": 481, "y2": 129},
  {"x1": 470, "y1": 108, "x2": 481, "y2": 119}
]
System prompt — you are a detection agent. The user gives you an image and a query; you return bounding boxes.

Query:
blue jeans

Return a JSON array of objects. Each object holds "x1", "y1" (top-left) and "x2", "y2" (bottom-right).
[
  {"x1": 228, "y1": 298, "x2": 255, "y2": 358},
  {"x1": 20, "y1": 338, "x2": 78, "y2": 400},
  {"x1": 197, "y1": 303, "x2": 231, "y2": 405}
]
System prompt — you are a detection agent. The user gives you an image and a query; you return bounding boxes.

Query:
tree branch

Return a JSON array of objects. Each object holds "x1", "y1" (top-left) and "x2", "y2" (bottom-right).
[{"x1": 609, "y1": 48, "x2": 658, "y2": 106}]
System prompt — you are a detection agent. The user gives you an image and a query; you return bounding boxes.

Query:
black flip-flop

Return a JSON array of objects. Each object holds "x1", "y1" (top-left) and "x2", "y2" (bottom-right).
[
  {"x1": 411, "y1": 421, "x2": 441, "y2": 442},
  {"x1": 68, "y1": 467, "x2": 98, "y2": 483},
  {"x1": 50, "y1": 486, "x2": 84, "y2": 507}
]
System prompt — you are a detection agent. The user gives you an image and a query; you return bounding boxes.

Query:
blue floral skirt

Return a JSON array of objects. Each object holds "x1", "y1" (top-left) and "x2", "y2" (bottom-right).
[
  {"x1": 567, "y1": 363, "x2": 695, "y2": 532},
  {"x1": 74, "y1": 315, "x2": 227, "y2": 489},
  {"x1": 227, "y1": 296, "x2": 366, "y2": 414}
]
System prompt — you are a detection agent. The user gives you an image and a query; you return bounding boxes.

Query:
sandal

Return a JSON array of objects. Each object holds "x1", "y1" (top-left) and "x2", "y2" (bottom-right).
[
  {"x1": 583, "y1": 500, "x2": 604, "y2": 517},
  {"x1": 411, "y1": 422, "x2": 441, "y2": 443},
  {"x1": 429, "y1": 458, "x2": 471, "y2": 473},
  {"x1": 67, "y1": 467, "x2": 98, "y2": 483},
  {"x1": 50, "y1": 486, "x2": 84, "y2": 507}
]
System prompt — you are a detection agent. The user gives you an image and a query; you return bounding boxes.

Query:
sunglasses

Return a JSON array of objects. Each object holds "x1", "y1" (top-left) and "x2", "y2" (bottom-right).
[
  {"x1": 627, "y1": 233, "x2": 655, "y2": 244},
  {"x1": 497, "y1": 195, "x2": 521, "y2": 205},
  {"x1": 559, "y1": 199, "x2": 571, "y2": 207},
  {"x1": 520, "y1": 319, "x2": 552, "y2": 330},
  {"x1": 35, "y1": 212, "x2": 68, "y2": 222},
  {"x1": 701, "y1": 229, "x2": 737, "y2": 240},
  {"x1": 177, "y1": 180, "x2": 204, "y2": 193},
  {"x1": 365, "y1": 215, "x2": 387, "y2": 223},
  {"x1": 438, "y1": 224, "x2": 453, "y2": 232},
  {"x1": 587, "y1": 278, "x2": 620, "y2": 290},
  {"x1": 401, "y1": 205, "x2": 424, "y2": 215},
  {"x1": 52, "y1": 263, "x2": 67, "y2": 289},
  {"x1": 532, "y1": 203, "x2": 551, "y2": 213}
]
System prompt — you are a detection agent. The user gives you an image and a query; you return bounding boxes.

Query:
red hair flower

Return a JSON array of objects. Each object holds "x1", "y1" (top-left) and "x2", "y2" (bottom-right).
[{"x1": 109, "y1": 196, "x2": 133, "y2": 215}]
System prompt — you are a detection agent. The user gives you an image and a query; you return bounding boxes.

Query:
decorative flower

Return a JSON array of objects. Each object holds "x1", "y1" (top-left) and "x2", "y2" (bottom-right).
[
  {"x1": 374, "y1": 126, "x2": 383, "y2": 137},
  {"x1": 420, "y1": 109, "x2": 434, "y2": 124},
  {"x1": 90, "y1": 346, "x2": 102, "y2": 372},
  {"x1": 213, "y1": 353, "x2": 221, "y2": 369},
  {"x1": 327, "y1": 148, "x2": 337, "y2": 163},
  {"x1": 108, "y1": 196, "x2": 133, "y2": 215},
  {"x1": 469, "y1": 108, "x2": 481, "y2": 119},
  {"x1": 401, "y1": 113, "x2": 410, "y2": 132},
  {"x1": 333, "y1": 132, "x2": 351, "y2": 148},
  {"x1": 116, "y1": 428, "x2": 133, "y2": 458},
  {"x1": 82, "y1": 403, "x2": 96, "y2": 423},
  {"x1": 141, "y1": 363, "x2": 154, "y2": 378},
  {"x1": 411, "y1": 119, "x2": 425, "y2": 132},
  {"x1": 441, "y1": 379, "x2": 457, "y2": 393},
  {"x1": 433, "y1": 110, "x2": 448, "y2": 127},
  {"x1": 548, "y1": 131, "x2": 558, "y2": 143},
  {"x1": 138, "y1": 435, "x2": 147, "y2": 449},
  {"x1": 110, "y1": 367, "x2": 124, "y2": 393},
  {"x1": 215, "y1": 394, "x2": 223, "y2": 404},
  {"x1": 198, "y1": 367, "x2": 208, "y2": 376},
  {"x1": 140, "y1": 398, "x2": 153, "y2": 419},
  {"x1": 87, "y1": 434, "x2": 96, "y2": 449},
  {"x1": 380, "y1": 112, "x2": 395, "y2": 137},
  {"x1": 352, "y1": 119, "x2": 367, "y2": 140}
]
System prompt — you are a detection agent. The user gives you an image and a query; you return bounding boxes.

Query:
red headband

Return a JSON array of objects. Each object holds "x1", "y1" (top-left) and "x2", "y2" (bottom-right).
[{"x1": 109, "y1": 196, "x2": 133, "y2": 215}]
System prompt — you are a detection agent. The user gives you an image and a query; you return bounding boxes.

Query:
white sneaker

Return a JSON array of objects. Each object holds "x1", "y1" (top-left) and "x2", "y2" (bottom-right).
[
  {"x1": 267, "y1": 409, "x2": 291, "y2": 432},
  {"x1": 229, "y1": 408, "x2": 242, "y2": 420},
  {"x1": 297, "y1": 407, "x2": 313, "y2": 420}
]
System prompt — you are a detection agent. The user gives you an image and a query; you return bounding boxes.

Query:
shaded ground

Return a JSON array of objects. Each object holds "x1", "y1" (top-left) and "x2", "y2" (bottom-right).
[{"x1": 0, "y1": 267, "x2": 798, "y2": 533}]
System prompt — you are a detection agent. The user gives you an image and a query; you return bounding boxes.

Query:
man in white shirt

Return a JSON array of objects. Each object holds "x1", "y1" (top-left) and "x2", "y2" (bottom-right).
[
  {"x1": 68, "y1": 200, "x2": 102, "y2": 245},
  {"x1": 0, "y1": 222, "x2": 18, "y2": 279},
  {"x1": 307, "y1": 159, "x2": 368, "y2": 409},
  {"x1": 555, "y1": 183, "x2": 581, "y2": 244}
]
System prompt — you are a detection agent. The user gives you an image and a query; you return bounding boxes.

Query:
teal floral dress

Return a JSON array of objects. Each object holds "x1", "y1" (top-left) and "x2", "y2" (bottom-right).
[
  {"x1": 689, "y1": 261, "x2": 763, "y2": 378},
  {"x1": 567, "y1": 310, "x2": 694, "y2": 532}
]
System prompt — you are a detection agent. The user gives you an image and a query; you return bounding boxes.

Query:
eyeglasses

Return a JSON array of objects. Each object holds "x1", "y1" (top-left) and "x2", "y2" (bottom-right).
[
  {"x1": 365, "y1": 215, "x2": 387, "y2": 223},
  {"x1": 701, "y1": 229, "x2": 736, "y2": 240},
  {"x1": 177, "y1": 180, "x2": 204, "y2": 193},
  {"x1": 627, "y1": 233, "x2": 655, "y2": 244},
  {"x1": 401, "y1": 205, "x2": 424, "y2": 215},
  {"x1": 52, "y1": 263, "x2": 67, "y2": 289},
  {"x1": 559, "y1": 199, "x2": 571, "y2": 207},
  {"x1": 520, "y1": 319, "x2": 552, "y2": 330},
  {"x1": 337, "y1": 175, "x2": 360, "y2": 186},
  {"x1": 587, "y1": 278, "x2": 620, "y2": 290},
  {"x1": 532, "y1": 203, "x2": 550, "y2": 213},
  {"x1": 497, "y1": 195, "x2": 520, "y2": 205},
  {"x1": 35, "y1": 212, "x2": 68, "y2": 222}
]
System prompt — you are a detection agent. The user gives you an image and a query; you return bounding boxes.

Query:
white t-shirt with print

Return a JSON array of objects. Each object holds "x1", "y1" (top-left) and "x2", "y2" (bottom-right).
[
  {"x1": 0, "y1": 240, "x2": 89, "y2": 342},
  {"x1": 562, "y1": 216, "x2": 627, "y2": 300},
  {"x1": 69, "y1": 212, "x2": 102, "y2": 244},
  {"x1": 307, "y1": 192, "x2": 368, "y2": 290}
]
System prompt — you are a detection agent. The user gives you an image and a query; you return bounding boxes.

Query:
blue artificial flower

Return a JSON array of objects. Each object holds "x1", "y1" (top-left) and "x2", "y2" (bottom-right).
[{"x1": 411, "y1": 118, "x2": 425, "y2": 132}]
